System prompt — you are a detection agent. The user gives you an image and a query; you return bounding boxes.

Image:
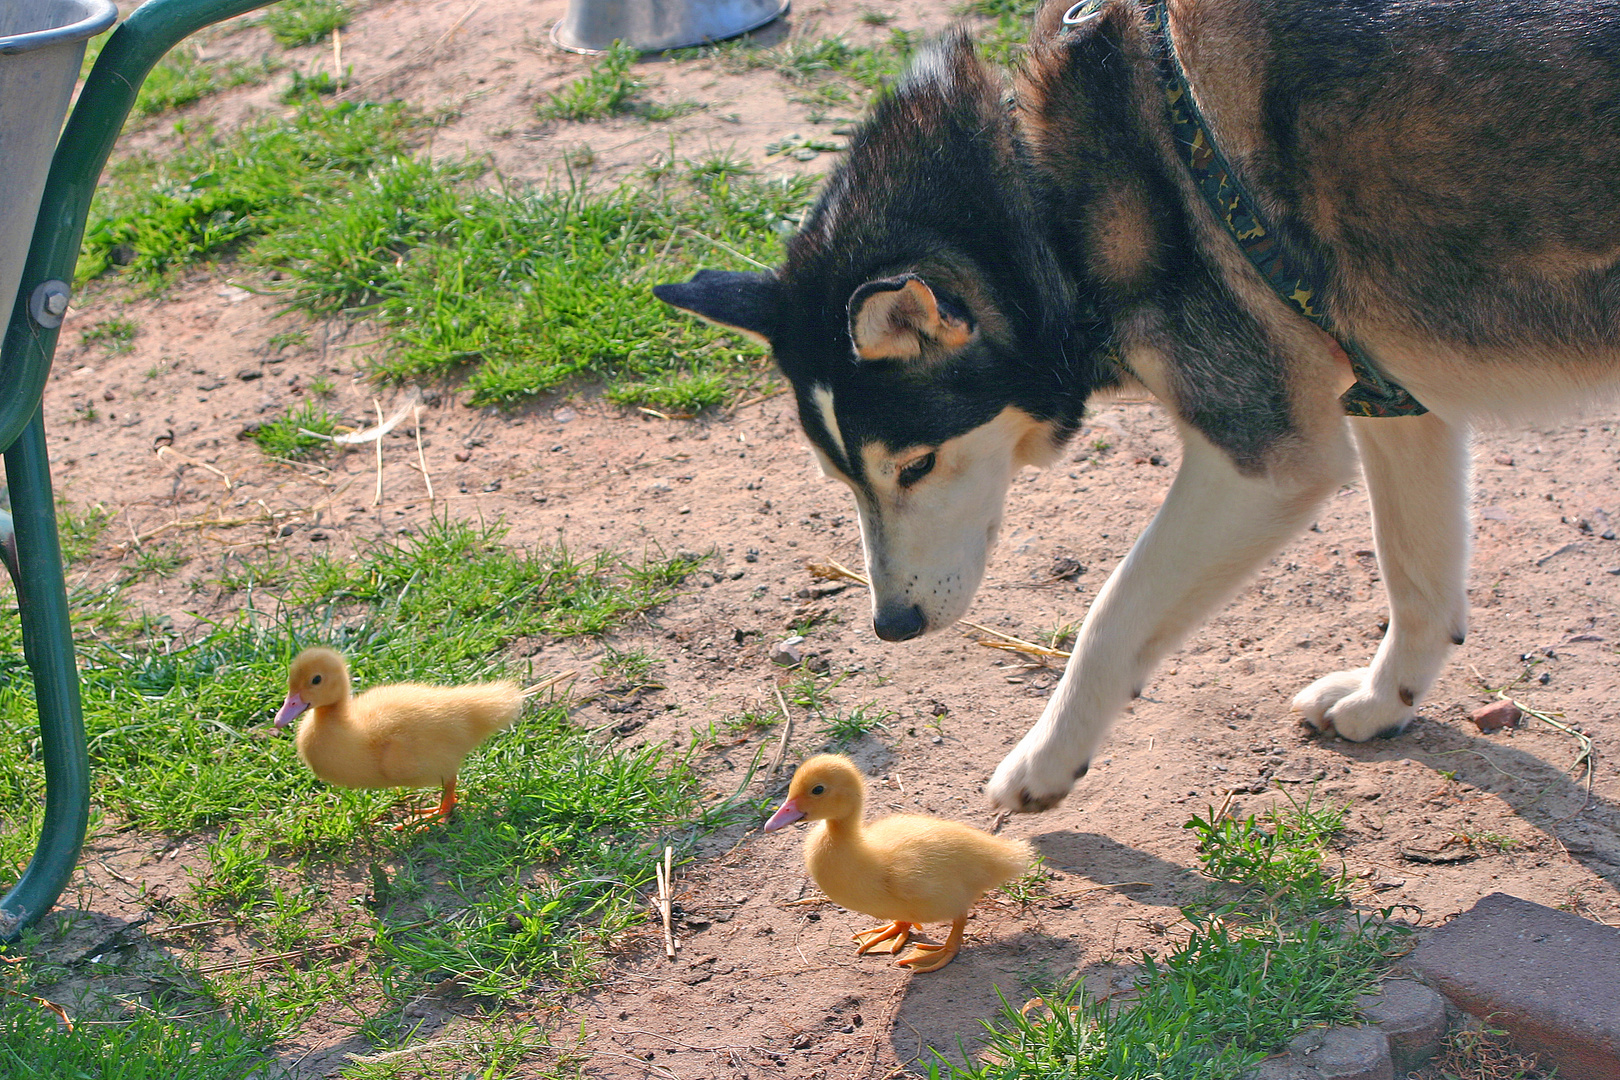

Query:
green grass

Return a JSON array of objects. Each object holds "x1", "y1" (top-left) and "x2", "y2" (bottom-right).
[
  {"x1": 80, "y1": 316, "x2": 139, "y2": 354},
  {"x1": 538, "y1": 41, "x2": 645, "y2": 121},
  {"x1": 0, "y1": 516, "x2": 727, "y2": 1066},
  {"x1": 80, "y1": 29, "x2": 278, "y2": 121},
  {"x1": 82, "y1": 97, "x2": 802, "y2": 411},
  {"x1": 956, "y1": 0, "x2": 1039, "y2": 17},
  {"x1": 938, "y1": 798, "x2": 1409, "y2": 1080},
  {"x1": 817, "y1": 703, "x2": 894, "y2": 744},
  {"x1": 249, "y1": 398, "x2": 345, "y2": 459},
  {"x1": 263, "y1": 0, "x2": 350, "y2": 47},
  {"x1": 0, "y1": 989, "x2": 276, "y2": 1080},
  {"x1": 81, "y1": 100, "x2": 426, "y2": 282}
]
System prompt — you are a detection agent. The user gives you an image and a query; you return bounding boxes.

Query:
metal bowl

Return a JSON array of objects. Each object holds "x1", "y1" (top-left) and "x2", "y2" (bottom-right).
[{"x1": 552, "y1": 0, "x2": 789, "y2": 55}]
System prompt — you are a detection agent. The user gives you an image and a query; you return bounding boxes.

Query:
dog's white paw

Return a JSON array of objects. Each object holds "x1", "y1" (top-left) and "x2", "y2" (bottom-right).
[
  {"x1": 1291, "y1": 668, "x2": 1415, "y2": 741},
  {"x1": 986, "y1": 735, "x2": 1091, "y2": 813}
]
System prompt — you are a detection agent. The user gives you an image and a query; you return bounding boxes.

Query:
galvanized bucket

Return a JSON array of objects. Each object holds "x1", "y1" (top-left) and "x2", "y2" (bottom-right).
[
  {"x1": 0, "y1": 0, "x2": 119, "y2": 326},
  {"x1": 552, "y1": 0, "x2": 788, "y2": 54}
]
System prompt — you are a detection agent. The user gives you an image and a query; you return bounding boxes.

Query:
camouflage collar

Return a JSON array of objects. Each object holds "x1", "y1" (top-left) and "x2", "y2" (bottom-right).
[{"x1": 1125, "y1": 0, "x2": 1428, "y2": 417}]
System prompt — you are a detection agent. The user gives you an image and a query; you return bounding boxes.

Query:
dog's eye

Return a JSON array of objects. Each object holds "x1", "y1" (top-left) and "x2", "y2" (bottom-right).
[
  {"x1": 811, "y1": 784, "x2": 826, "y2": 795},
  {"x1": 897, "y1": 452, "x2": 936, "y2": 488}
]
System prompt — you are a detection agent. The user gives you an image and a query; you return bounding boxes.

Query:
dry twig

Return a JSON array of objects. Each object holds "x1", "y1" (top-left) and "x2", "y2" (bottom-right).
[
  {"x1": 520, "y1": 671, "x2": 578, "y2": 698},
  {"x1": 154, "y1": 445, "x2": 233, "y2": 491},
  {"x1": 806, "y1": 560, "x2": 869, "y2": 588},
  {"x1": 371, "y1": 399, "x2": 385, "y2": 506},
  {"x1": 194, "y1": 939, "x2": 359, "y2": 974},
  {"x1": 766, "y1": 686, "x2": 794, "y2": 778},
  {"x1": 3, "y1": 989, "x2": 71, "y2": 1030},
  {"x1": 412, "y1": 404, "x2": 434, "y2": 501},
  {"x1": 1506, "y1": 695, "x2": 1596, "y2": 819},
  {"x1": 654, "y1": 845, "x2": 676, "y2": 959},
  {"x1": 958, "y1": 620, "x2": 1072, "y2": 661}
]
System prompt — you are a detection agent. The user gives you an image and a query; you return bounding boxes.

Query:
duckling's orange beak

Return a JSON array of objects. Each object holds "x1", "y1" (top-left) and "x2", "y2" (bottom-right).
[
  {"x1": 763, "y1": 797, "x2": 805, "y2": 832},
  {"x1": 274, "y1": 693, "x2": 309, "y2": 730}
]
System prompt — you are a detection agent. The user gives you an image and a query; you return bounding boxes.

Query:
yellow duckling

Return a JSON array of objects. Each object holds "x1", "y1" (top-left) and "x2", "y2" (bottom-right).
[
  {"x1": 764, "y1": 754, "x2": 1033, "y2": 972},
  {"x1": 274, "y1": 647, "x2": 528, "y2": 827}
]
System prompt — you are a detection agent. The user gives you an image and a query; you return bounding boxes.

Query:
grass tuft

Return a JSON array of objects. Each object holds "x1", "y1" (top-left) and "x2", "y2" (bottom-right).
[
  {"x1": 263, "y1": 0, "x2": 350, "y2": 47},
  {"x1": 940, "y1": 798, "x2": 1409, "y2": 1080},
  {"x1": 249, "y1": 398, "x2": 344, "y2": 459}
]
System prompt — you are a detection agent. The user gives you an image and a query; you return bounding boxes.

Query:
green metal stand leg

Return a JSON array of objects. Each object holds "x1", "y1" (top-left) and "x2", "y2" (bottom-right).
[
  {"x1": 0, "y1": 407, "x2": 87, "y2": 940},
  {"x1": 0, "y1": 0, "x2": 284, "y2": 944}
]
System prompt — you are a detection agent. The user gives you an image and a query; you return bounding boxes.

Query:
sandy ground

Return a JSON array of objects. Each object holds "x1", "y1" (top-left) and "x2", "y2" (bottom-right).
[{"x1": 19, "y1": 0, "x2": 1620, "y2": 1076}]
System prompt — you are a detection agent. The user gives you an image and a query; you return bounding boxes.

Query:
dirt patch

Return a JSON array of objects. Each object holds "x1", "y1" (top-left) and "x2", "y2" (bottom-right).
[{"x1": 25, "y1": 0, "x2": 1620, "y2": 1076}]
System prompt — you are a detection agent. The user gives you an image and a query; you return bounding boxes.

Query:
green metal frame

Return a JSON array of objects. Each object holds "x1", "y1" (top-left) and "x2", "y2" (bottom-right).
[{"x1": 0, "y1": 0, "x2": 279, "y2": 941}]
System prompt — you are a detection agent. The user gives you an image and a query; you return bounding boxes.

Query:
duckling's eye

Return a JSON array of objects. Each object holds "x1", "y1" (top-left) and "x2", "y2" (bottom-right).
[
  {"x1": 311, "y1": 674, "x2": 323, "y2": 685},
  {"x1": 811, "y1": 784, "x2": 826, "y2": 796},
  {"x1": 897, "y1": 452, "x2": 936, "y2": 489}
]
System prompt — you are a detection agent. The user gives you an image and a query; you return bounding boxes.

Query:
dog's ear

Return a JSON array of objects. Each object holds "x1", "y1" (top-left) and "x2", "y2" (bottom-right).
[
  {"x1": 654, "y1": 270, "x2": 780, "y2": 345},
  {"x1": 848, "y1": 275, "x2": 976, "y2": 361}
]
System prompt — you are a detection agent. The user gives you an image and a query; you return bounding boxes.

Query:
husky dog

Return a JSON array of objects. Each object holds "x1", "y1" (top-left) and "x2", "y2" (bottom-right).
[{"x1": 655, "y1": 0, "x2": 1620, "y2": 813}]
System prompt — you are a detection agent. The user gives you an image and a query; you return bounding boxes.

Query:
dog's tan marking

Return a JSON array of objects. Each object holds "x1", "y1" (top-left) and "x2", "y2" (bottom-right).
[
  {"x1": 1089, "y1": 185, "x2": 1157, "y2": 288},
  {"x1": 851, "y1": 278, "x2": 973, "y2": 360}
]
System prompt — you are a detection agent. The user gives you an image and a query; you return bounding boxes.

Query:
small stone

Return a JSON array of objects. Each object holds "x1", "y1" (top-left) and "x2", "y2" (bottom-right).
[
  {"x1": 237, "y1": 368, "x2": 262, "y2": 381},
  {"x1": 1470, "y1": 700, "x2": 1521, "y2": 732},
  {"x1": 791, "y1": 1032, "x2": 815, "y2": 1050},
  {"x1": 1356, "y1": 980, "x2": 1448, "y2": 1071},
  {"x1": 1494, "y1": 454, "x2": 1515, "y2": 466},
  {"x1": 1287, "y1": 1026, "x2": 1392, "y2": 1080},
  {"x1": 770, "y1": 637, "x2": 805, "y2": 666}
]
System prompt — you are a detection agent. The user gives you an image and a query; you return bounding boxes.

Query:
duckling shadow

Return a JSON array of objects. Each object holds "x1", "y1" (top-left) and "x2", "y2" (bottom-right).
[
  {"x1": 888, "y1": 929, "x2": 1084, "y2": 1074},
  {"x1": 889, "y1": 833, "x2": 1194, "y2": 1072}
]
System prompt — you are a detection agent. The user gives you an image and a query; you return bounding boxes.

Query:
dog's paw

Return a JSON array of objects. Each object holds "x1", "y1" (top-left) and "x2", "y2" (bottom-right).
[
  {"x1": 986, "y1": 741, "x2": 1087, "y2": 814},
  {"x1": 1291, "y1": 668, "x2": 1414, "y2": 741}
]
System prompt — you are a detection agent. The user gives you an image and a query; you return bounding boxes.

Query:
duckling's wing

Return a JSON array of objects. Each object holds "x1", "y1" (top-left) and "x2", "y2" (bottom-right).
[{"x1": 863, "y1": 816, "x2": 1034, "y2": 917}]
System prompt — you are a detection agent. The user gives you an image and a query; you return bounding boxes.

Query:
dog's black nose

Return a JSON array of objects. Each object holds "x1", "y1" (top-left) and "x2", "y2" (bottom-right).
[{"x1": 873, "y1": 603, "x2": 926, "y2": 641}]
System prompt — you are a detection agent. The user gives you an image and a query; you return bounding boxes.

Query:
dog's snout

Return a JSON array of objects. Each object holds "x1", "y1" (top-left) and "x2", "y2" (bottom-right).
[{"x1": 873, "y1": 603, "x2": 926, "y2": 641}]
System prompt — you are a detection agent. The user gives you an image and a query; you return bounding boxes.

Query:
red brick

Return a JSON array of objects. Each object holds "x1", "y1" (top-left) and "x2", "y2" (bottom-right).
[{"x1": 1409, "y1": 892, "x2": 1620, "y2": 1080}]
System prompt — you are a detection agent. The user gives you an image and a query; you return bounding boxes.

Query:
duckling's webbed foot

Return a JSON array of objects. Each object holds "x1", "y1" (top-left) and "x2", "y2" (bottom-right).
[
  {"x1": 894, "y1": 917, "x2": 966, "y2": 973},
  {"x1": 853, "y1": 921, "x2": 913, "y2": 955},
  {"x1": 391, "y1": 778, "x2": 459, "y2": 832}
]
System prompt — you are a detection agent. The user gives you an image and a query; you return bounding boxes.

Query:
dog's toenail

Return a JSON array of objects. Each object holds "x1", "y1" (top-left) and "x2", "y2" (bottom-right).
[
  {"x1": 1399, "y1": 687, "x2": 1415, "y2": 706},
  {"x1": 1073, "y1": 762, "x2": 1090, "y2": 779}
]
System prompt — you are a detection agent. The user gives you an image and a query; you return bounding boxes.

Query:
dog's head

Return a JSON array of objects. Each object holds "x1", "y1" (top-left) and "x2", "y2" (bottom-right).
[{"x1": 656, "y1": 36, "x2": 1103, "y2": 639}]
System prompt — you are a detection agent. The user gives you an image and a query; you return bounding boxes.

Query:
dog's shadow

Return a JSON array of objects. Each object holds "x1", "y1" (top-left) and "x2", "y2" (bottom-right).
[{"x1": 1320, "y1": 717, "x2": 1620, "y2": 888}]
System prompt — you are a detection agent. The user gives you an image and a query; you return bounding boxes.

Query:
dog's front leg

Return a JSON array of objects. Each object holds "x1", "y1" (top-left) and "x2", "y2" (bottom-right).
[
  {"x1": 988, "y1": 424, "x2": 1349, "y2": 813},
  {"x1": 1292, "y1": 412, "x2": 1471, "y2": 740}
]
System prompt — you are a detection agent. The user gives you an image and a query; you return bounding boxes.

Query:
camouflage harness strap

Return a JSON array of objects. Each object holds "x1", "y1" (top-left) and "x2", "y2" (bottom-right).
[{"x1": 1068, "y1": 0, "x2": 1427, "y2": 416}]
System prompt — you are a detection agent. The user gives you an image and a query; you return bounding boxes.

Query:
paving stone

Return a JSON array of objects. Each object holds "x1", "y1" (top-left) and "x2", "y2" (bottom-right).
[
  {"x1": 1409, "y1": 892, "x2": 1620, "y2": 1080},
  {"x1": 1286, "y1": 1027, "x2": 1393, "y2": 1080},
  {"x1": 1357, "y1": 979, "x2": 1449, "y2": 1071},
  {"x1": 1243, "y1": 1054, "x2": 1327, "y2": 1080}
]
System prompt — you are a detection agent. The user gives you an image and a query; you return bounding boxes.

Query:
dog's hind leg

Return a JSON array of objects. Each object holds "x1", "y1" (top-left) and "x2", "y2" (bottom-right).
[
  {"x1": 987, "y1": 423, "x2": 1351, "y2": 813},
  {"x1": 1292, "y1": 413, "x2": 1471, "y2": 741}
]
